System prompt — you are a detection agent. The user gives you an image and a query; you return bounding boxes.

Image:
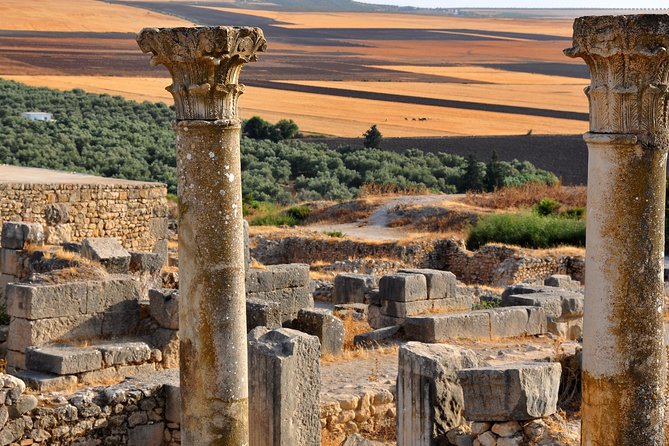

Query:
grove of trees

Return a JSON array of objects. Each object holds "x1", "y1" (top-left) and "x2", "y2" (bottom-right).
[{"x1": 0, "y1": 79, "x2": 559, "y2": 203}]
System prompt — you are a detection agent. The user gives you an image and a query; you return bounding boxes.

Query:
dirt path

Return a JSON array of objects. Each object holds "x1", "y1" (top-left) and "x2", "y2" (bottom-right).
[{"x1": 307, "y1": 194, "x2": 461, "y2": 241}]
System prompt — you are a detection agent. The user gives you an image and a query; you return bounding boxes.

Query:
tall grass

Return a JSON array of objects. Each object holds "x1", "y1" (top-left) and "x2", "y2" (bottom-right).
[
  {"x1": 463, "y1": 183, "x2": 587, "y2": 210},
  {"x1": 467, "y1": 213, "x2": 586, "y2": 250}
]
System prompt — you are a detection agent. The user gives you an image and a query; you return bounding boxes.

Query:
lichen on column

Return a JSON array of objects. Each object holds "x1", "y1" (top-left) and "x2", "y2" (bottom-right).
[
  {"x1": 565, "y1": 15, "x2": 669, "y2": 446},
  {"x1": 137, "y1": 26, "x2": 266, "y2": 445}
]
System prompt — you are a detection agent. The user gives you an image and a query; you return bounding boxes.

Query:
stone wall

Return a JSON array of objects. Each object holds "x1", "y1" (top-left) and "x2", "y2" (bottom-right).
[
  {"x1": 252, "y1": 236, "x2": 585, "y2": 286},
  {"x1": 0, "y1": 371, "x2": 180, "y2": 446},
  {"x1": 0, "y1": 183, "x2": 167, "y2": 251},
  {"x1": 320, "y1": 387, "x2": 396, "y2": 439}
]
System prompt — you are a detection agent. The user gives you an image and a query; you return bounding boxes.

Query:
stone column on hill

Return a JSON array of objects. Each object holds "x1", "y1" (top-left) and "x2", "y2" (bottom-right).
[
  {"x1": 137, "y1": 26, "x2": 266, "y2": 445},
  {"x1": 565, "y1": 15, "x2": 669, "y2": 445}
]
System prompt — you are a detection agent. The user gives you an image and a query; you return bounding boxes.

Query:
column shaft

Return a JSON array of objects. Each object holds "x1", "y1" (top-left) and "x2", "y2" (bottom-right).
[
  {"x1": 177, "y1": 121, "x2": 248, "y2": 444},
  {"x1": 565, "y1": 15, "x2": 669, "y2": 445},
  {"x1": 137, "y1": 26, "x2": 266, "y2": 445}
]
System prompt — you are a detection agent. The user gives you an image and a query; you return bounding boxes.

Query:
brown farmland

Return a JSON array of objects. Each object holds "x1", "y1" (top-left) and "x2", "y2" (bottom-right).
[{"x1": 0, "y1": 0, "x2": 590, "y2": 137}]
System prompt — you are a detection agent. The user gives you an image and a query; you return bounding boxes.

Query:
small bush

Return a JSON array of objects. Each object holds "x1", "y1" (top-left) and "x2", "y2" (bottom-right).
[
  {"x1": 285, "y1": 205, "x2": 310, "y2": 222},
  {"x1": 559, "y1": 207, "x2": 585, "y2": 220},
  {"x1": 534, "y1": 198, "x2": 561, "y2": 216},
  {"x1": 466, "y1": 213, "x2": 586, "y2": 250},
  {"x1": 323, "y1": 230, "x2": 345, "y2": 238}
]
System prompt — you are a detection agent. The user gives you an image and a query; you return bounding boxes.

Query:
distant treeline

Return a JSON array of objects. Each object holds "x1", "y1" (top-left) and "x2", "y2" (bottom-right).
[{"x1": 0, "y1": 79, "x2": 558, "y2": 203}]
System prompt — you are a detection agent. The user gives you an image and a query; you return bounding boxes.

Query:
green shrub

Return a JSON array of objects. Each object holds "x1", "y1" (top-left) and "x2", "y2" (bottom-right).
[
  {"x1": 466, "y1": 212, "x2": 586, "y2": 250},
  {"x1": 533, "y1": 198, "x2": 561, "y2": 216},
  {"x1": 323, "y1": 230, "x2": 345, "y2": 238},
  {"x1": 285, "y1": 205, "x2": 310, "y2": 222},
  {"x1": 559, "y1": 207, "x2": 585, "y2": 220}
]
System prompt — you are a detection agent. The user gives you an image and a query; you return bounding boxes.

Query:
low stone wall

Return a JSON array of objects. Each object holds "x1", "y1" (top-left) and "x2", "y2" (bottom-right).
[
  {"x1": 0, "y1": 371, "x2": 180, "y2": 446},
  {"x1": 320, "y1": 387, "x2": 396, "y2": 439},
  {"x1": 0, "y1": 183, "x2": 167, "y2": 251},
  {"x1": 252, "y1": 236, "x2": 585, "y2": 286}
]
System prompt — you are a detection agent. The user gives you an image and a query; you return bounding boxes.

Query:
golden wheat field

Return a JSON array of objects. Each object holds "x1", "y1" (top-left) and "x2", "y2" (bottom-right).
[{"x1": 0, "y1": 0, "x2": 590, "y2": 137}]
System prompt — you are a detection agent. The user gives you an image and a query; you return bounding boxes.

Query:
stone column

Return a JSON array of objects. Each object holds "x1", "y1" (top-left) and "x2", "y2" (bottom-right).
[
  {"x1": 137, "y1": 27, "x2": 266, "y2": 445},
  {"x1": 565, "y1": 15, "x2": 669, "y2": 445}
]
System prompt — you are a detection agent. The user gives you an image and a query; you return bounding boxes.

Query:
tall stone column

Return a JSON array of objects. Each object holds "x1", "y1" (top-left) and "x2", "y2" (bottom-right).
[
  {"x1": 565, "y1": 15, "x2": 669, "y2": 445},
  {"x1": 137, "y1": 27, "x2": 266, "y2": 445}
]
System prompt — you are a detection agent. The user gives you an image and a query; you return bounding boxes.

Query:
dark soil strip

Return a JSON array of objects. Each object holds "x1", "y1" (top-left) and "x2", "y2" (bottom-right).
[
  {"x1": 302, "y1": 134, "x2": 588, "y2": 185},
  {"x1": 246, "y1": 80, "x2": 589, "y2": 122}
]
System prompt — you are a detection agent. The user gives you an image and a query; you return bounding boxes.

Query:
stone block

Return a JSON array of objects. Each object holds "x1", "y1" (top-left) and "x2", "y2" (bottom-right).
[
  {"x1": 397, "y1": 342, "x2": 479, "y2": 446},
  {"x1": 379, "y1": 273, "x2": 427, "y2": 302},
  {"x1": 165, "y1": 383, "x2": 181, "y2": 423},
  {"x1": 86, "y1": 276, "x2": 141, "y2": 314},
  {"x1": 6, "y1": 282, "x2": 87, "y2": 320},
  {"x1": 398, "y1": 268, "x2": 457, "y2": 300},
  {"x1": 295, "y1": 308, "x2": 344, "y2": 356},
  {"x1": 8, "y1": 314, "x2": 103, "y2": 352},
  {"x1": 404, "y1": 312, "x2": 490, "y2": 343},
  {"x1": 128, "y1": 422, "x2": 165, "y2": 446},
  {"x1": 149, "y1": 288, "x2": 179, "y2": 330},
  {"x1": 0, "y1": 249, "x2": 21, "y2": 277},
  {"x1": 1, "y1": 222, "x2": 43, "y2": 250},
  {"x1": 26, "y1": 345, "x2": 102, "y2": 375},
  {"x1": 354, "y1": 325, "x2": 402, "y2": 348},
  {"x1": 129, "y1": 252, "x2": 163, "y2": 274},
  {"x1": 10, "y1": 369, "x2": 77, "y2": 392},
  {"x1": 544, "y1": 274, "x2": 581, "y2": 291},
  {"x1": 248, "y1": 327, "x2": 321, "y2": 446},
  {"x1": 247, "y1": 287, "x2": 313, "y2": 323},
  {"x1": 246, "y1": 264, "x2": 310, "y2": 293},
  {"x1": 102, "y1": 300, "x2": 141, "y2": 337},
  {"x1": 151, "y1": 328, "x2": 179, "y2": 369},
  {"x1": 487, "y1": 307, "x2": 537, "y2": 339},
  {"x1": 333, "y1": 273, "x2": 376, "y2": 304},
  {"x1": 381, "y1": 299, "x2": 433, "y2": 318},
  {"x1": 81, "y1": 237, "x2": 131, "y2": 273},
  {"x1": 6, "y1": 350, "x2": 25, "y2": 370},
  {"x1": 458, "y1": 362, "x2": 562, "y2": 421},
  {"x1": 247, "y1": 298, "x2": 281, "y2": 331},
  {"x1": 504, "y1": 291, "x2": 583, "y2": 322},
  {"x1": 96, "y1": 341, "x2": 152, "y2": 366}
]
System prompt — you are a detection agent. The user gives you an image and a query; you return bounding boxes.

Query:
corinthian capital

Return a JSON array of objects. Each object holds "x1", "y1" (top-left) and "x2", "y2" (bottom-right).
[
  {"x1": 565, "y1": 15, "x2": 669, "y2": 139},
  {"x1": 137, "y1": 26, "x2": 266, "y2": 121}
]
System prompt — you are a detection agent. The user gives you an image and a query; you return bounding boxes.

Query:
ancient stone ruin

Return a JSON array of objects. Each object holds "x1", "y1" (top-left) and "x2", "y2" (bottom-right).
[{"x1": 0, "y1": 13, "x2": 666, "y2": 446}]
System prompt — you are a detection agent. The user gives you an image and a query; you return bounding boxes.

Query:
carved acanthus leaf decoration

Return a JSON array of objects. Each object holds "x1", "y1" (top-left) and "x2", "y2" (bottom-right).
[
  {"x1": 565, "y1": 15, "x2": 669, "y2": 139},
  {"x1": 137, "y1": 26, "x2": 266, "y2": 121}
]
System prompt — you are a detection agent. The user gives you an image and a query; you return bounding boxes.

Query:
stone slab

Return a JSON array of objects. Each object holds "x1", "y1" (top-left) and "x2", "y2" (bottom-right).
[
  {"x1": 397, "y1": 342, "x2": 479, "y2": 446},
  {"x1": 1, "y1": 222, "x2": 43, "y2": 250},
  {"x1": 8, "y1": 314, "x2": 104, "y2": 352},
  {"x1": 333, "y1": 273, "x2": 376, "y2": 304},
  {"x1": 379, "y1": 273, "x2": 427, "y2": 303},
  {"x1": 295, "y1": 308, "x2": 344, "y2": 356},
  {"x1": 354, "y1": 325, "x2": 402, "y2": 348},
  {"x1": 404, "y1": 312, "x2": 490, "y2": 343},
  {"x1": 129, "y1": 252, "x2": 163, "y2": 274},
  {"x1": 96, "y1": 342, "x2": 152, "y2": 366},
  {"x1": 544, "y1": 274, "x2": 581, "y2": 291},
  {"x1": 26, "y1": 345, "x2": 103, "y2": 375},
  {"x1": 246, "y1": 297, "x2": 282, "y2": 331},
  {"x1": 149, "y1": 288, "x2": 179, "y2": 330},
  {"x1": 81, "y1": 237, "x2": 130, "y2": 273},
  {"x1": 0, "y1": 248, "x2": 22, "y2": 277},
  {"x1": 6, "y1": 282, "x2": 88, "y2": 320},
  {"x1": 458, "y1": 362, "x2": 562, "y2": 421},
  {"x1": 247, "y1": 286, "x2": 313, "y2": 323},
  {"x1": 246, "y1": 264, "x2": 310, "y2": 293},
  {"x1": 398, "y1": 268, "x2": 457, "y2": 300},
  {"x1": 11, "y1": 369, "x2": 78, "y2": 392},
  {"x1": 248, "y1": 327, "x2": 321, "y2": 446},
  {"x1": 504, "y1": 292, "x2": 583, "y2": 322}
]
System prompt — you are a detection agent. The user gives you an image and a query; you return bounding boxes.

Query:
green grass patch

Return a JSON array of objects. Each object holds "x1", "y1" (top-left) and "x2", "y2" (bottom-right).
[
  {"x1": 466, "y1": 212, "x2": 586, "y2": 250},
  {"x1": 248, "y1": 203, "x2": 310, "y2": 227},
  {"x1": 323, "y1": 230, "x2": 346, "y2": 238}
]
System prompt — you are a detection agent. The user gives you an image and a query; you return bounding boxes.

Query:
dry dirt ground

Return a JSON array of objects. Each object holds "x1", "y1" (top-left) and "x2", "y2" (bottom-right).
[{"x1": 0, "y1": 0, "x2": 590, "y2": 137}]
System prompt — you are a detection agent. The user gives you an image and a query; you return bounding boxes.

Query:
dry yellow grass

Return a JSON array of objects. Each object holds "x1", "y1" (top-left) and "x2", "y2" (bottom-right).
[
  {"x1": 369, "y1": 65, "x2": 584, "y2": 86},
  {"x1": 0, "y1": 0, "x2": 193, "y2": 32},
  {"x1": 201, "y1": 6, "x2": 573, "y2": 36},
  {"x1": 283, "y1": 80, "x2": 587, "y2": 114},
  {"x1": 3, "y1": 74, "x2": 588, "y2": 136}
]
